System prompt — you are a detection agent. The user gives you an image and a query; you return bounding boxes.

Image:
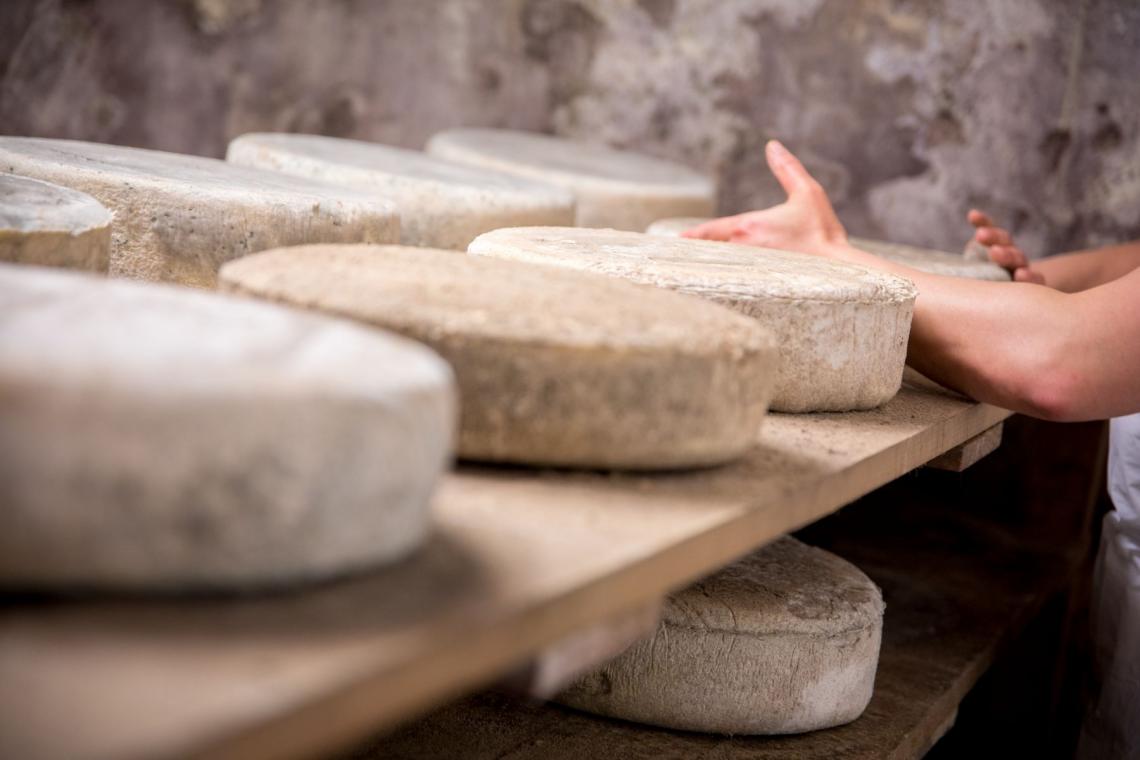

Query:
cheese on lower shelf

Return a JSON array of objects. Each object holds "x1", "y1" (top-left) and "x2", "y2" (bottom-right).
[
  {"x1": 427, "y1": 128, "x2": 715, "y2": 231},
  {"x1": 0, "y1": 264, "x2": 454, "y2": 592},
  {"x1": 469, "y1": 227, "x2": 917, "y2": 413},
  {"x1": 0, "y1": 174, "x2": 112, "y2": 272},
  {"x1": 0, "y1": 138, "x2": 400, "y2": 287},
  {"x1": 645, "y1": 217, "x2": 1010, "y2": 281},
  {"x1": 557, "y1": 536, "x2": 885, "y2": 735},
  {"x1": 220, "y1": 244, "x2": 777, "y2": 469},
  {"x1": 226, "y1": 133, "x2": 575, "y2": 250}
]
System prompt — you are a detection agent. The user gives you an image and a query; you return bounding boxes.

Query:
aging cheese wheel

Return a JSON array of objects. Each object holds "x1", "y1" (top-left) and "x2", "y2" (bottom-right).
[
  {"x1": 558, "y1": 536, "x2": 885, "y2": 735},
  {"x1": 848, "y1": 237, "x2": 1010, "y2": 281},
  {"x1": 220, "y1": 244, "x2": 776, "y2": 470},
  {"x1": 0, "y1": 138, "x2": 400, "y2": 287},
  {"x1": 0, "y1": 264, "x2": 454, "y2": 592},
  {"x1": 427, "y1": 128, "x2": 715, "y2": 231},
  {"x1": 0, "y1": 174, "x2": 112, "y2": 272},
  {"x1": 646, "y1": 217, "x2": 1010, "y2": 281},
  {"x1": 226, "y1": 133, "x2": 575, "y2": 250},
  {"x1": 469, "y1": 227, "x2": 916, "y2": 413}
]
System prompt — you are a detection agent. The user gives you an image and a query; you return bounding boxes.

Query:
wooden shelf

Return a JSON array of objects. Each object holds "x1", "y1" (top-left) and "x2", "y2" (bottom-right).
[
  {"x1": 0, "y1": 380, "x2": 1008, "y2": 760},
  {"x1": 362, "y1": 472, "x2": 1075, "y2": 760}
]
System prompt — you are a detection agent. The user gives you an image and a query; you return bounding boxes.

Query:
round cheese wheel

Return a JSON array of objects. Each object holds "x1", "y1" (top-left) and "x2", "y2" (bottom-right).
[
  {"x1": 557, "y1": 536, "x2": 885, "y2": 735},
  {"x1": 220, "y1": 244, "x2": 776, "y2": 470},
  {"x1": 646, "y1": 217, "x2": 1009, "y2": 281},
  {"x1": 1, "y1": 174, "x2": 112, "y2": 272},
  {"x1": 227, "y1": 133, "x2": 576, "y2": 250},
  {"x1": 469, "y1": 227, "x2": 917, "y2": 413},
  {"x1": 0, "y1": 138, "x2": 400, "y2": 287},
  {"x1": 426, "y1": 129, "x2": 715, "y2": 231},
  {"x1": 0, "y1": 264, "x2": 455, "y2": 592},
  {"x1": 848, "y1": 237, "x2": 1010, "y2": 281}
]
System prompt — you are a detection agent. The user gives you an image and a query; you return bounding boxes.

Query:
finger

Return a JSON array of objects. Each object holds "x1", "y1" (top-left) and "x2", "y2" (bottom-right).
[
  {"x1": 765, "y1": 140, "x2": 817, "y2": 199},
  {"x1": 682, "y1": 214, "x2": 746, "y2": 241},
  {"x1": 968, "y1": 209, "x2": 995, "y2": 228},
  {"x1": 975, "y1": 226, "x2": 1013, "y2": 246},
  {"x1": 1013, "y1": 267, "x2": 1045, "y2": 286},
  {"x1": 989, "y1": 245, "x2": 1029, "y2": 269}
]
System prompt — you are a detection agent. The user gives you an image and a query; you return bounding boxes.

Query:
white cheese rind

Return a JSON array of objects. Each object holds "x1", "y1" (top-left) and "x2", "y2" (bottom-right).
[
  {"x1": 427, "y1": 128, "x2": 715, "y2": 231},
  {"x1": 646, "y1": 217, "x2": 1010, "y2": 281},
  {"x1": 470, "y1": 227, "x2": 917, "y2": 412},
  {"x1": 220, "y1": 244, "x2": 778, "y2": 470},
  {"x1": 226, "y1": 133, "x2": 576, "y2": 250},
  {"x1": 0, "y1": 264, "x2": 455, "y2": 592},
  {"x1": 0, "y1": 173, "x2": 112, "y2": 272},
  {"x1": 0, "y1": 138, "x2": 400, "y2": 287},
  {"x1": 557, "y1": 537, "x2": 885, "y2": 735}
]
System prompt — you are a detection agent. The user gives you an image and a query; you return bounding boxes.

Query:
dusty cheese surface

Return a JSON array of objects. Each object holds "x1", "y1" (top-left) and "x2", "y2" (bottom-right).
[
  {"x1": 0, "y1": 173, "x2": 112, "y2": 271},
  {"x1": 0, "y1": 138, "x2": 399, "y2": 287},
  {"x1": 470, "y1": 227, "x2": 917, "y2": 412},
  {"x1": 221, "y1": 244, "x2": 777, "y2": 469},
  {"x1": 0, "y1": 264, "x2": 454, "y2": 592},
  {"x1": 647, "y1": 217, "x2": 1010, "y2": 281},
  {"x1": 427, "y1": 128, "x2": 715, "y2": 231},
  {"x1": 558, "y1": 536, "x2": 885, "y2": 735},
  {"x1": 227, "y1": 133, "x2": 575, "y2": 250}
]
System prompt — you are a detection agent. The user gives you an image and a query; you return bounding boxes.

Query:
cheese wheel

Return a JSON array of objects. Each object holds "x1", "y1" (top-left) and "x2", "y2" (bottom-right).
[
  {"x1": 0, "y1": 138, "x2": 400, "y2": 287},
  {"x1": 848, "y1": 237, "x2": 1010, "y2": 281},
  {"x1": 226, "y1": 133, "x2": 575, "y2": 250},
  {"x1": 469, "y1": 227, "x2": 916, "y2": 412},
  {"x1": 558, "y1": 537, "x2": 885, "y2": 735},
  {"x1": 0, "y1": 174, "x2": 112, "y2": 272},
  {"x1": 220, "y1": 244, "x2": 776, "y2": 469},
  {"x1": 646, "y1": 217, "x2": 1010, "y2": 281},
  {"x1": 0, "y1": 264, "x2": 454, "y2": 591},
  {"x1": 427, "y1": 128, "x2": 715, "y2": 231}
]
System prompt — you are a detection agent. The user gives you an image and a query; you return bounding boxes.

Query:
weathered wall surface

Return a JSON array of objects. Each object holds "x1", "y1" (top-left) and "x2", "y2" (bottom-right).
[{"x1": 2, "y1": 0, "x2": 1138, "y2": 255}]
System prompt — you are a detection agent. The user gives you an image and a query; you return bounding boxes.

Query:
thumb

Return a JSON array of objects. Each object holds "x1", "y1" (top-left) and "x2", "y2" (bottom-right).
[{"x1": 766, "y1": 140, "x2": 815, "y2": 200}]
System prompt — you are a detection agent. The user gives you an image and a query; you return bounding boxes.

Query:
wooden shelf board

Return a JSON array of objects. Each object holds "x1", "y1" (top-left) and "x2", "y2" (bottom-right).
[{"x1": 0, "y1": 382, "x2": 1009, "y2": 760}]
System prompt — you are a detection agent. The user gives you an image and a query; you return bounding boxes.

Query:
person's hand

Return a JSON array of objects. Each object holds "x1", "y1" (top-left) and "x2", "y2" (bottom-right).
[
  {"x1": 683, "y1": 140, "x2": 847, "y2": 257},
  {"x1": 967, "y1": 209, "x2": 1045, "y2": 285}
]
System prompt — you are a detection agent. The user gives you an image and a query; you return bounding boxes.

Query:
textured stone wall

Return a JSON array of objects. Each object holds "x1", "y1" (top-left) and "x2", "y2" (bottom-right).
[{"x1": 2, "y1": 0, "x2": 1138, "y2": 255}]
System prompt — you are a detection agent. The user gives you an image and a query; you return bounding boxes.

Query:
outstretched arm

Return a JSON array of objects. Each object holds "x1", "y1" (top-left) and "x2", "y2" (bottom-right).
[{"x1": 686, "y1": 141, "x2": 1140, "y2": 421}]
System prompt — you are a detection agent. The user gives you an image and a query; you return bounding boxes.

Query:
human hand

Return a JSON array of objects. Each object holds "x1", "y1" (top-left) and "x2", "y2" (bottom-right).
[
  {"x1": 683, "y1": 140, "x2": 847, "y2": 257},
  {"x1": 967, "y1": 210, "x2": 1044, "y2": 285}
]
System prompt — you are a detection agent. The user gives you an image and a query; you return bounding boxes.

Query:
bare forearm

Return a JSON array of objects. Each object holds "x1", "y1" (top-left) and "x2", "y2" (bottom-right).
[
  {"x1": 826, "y1": 243, "x2": 1079, "y2": 418},
  {"x1": 1035, "y1": 240, "x2": 1140, "y2": 292}
]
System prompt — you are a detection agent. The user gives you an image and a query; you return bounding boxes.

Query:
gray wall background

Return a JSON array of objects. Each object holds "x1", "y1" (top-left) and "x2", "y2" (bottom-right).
[{"x1": 2, "y1": 0, "x2": 1138, "y2": 256}]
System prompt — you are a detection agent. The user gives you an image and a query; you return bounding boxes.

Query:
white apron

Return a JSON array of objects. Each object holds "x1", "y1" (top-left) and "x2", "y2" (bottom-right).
[{"x1": 1079, "y1": 413, "x2": 1140, "y2": 759}]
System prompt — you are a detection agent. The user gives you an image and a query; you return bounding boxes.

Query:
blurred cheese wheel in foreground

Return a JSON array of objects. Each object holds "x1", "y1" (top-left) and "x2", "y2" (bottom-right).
[
  {"x1": 0, "y1": 174, "x2": 112, "y2": 272},
  {"x1": 220, "y1": 244, "x2": 776, "y2": 470},
  {"x1": 427, "y1": 128, "x2": 715, "y2": 231},
  {"x1": 0, "y1": 138, "x2": 399, "y2": 287},
  {"x1": 470, "y1": 227, "x2": 916, "y2": 413},
  {"x1": 646, "y1": 217, "x2": 1010, "y2": 281},
  {"x1": 558, "y1": 536, "x2": 885, "y2": 735},
  {"x1": 227, "y1": 133, "x2": 575, "y2": 250},
  {"x1": 0, "y1": 264, "x2": 454, "y2": 592}
]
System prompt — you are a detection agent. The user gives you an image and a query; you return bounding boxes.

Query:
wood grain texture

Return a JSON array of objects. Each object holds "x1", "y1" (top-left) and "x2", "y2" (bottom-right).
[
  {"x1": 0, "y1": 382, "x2": 1008, "y2": 760},
  {"x1": 925, "y1": 423, "x2": 1003, "y2": 472}
]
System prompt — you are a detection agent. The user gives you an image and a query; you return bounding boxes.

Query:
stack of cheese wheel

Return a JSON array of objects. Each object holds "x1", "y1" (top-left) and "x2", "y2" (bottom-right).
[
  {"x1": 0, "y1": 138, "x2": 400, "y2": 287},
  {"x1": 220, "y1": 244, "x2": 777, "y2": 470},
  {"x1": 469, "y1": 227, "x2": 917, "y2": 413},
  {"x1": 558, "y1": 536, "x2": 885, "y2": 735},
  {"x1": 1, "y1": 174, "x2": 112, "y2": 272},
  {"x1": 226, "y1": 133, "x2": 576, "y2": 250},
  {"x1": 0, "y1": 264, "x2": 455, "y2": 591},
  {"x1": 427, "y1": 128, "x2": 715, "y2": 231},
  {"x1": 646, "y1": 217, "x2": 1010, "y2": 281}
]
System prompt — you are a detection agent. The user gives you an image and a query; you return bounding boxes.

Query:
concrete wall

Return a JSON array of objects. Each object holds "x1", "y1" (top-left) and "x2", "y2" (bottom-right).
[{"x1": 3, "y1": 0, "x2": 1138, "y2": 255}]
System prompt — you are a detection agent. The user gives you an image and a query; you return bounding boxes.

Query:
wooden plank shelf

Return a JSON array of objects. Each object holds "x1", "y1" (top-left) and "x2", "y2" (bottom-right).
[
  {"x1": 0, "y1": 381, "x2": 1009, "y2": 760},
  {"x1": 362, "y1": 473, "x2": 1074, "y2": 760}
]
